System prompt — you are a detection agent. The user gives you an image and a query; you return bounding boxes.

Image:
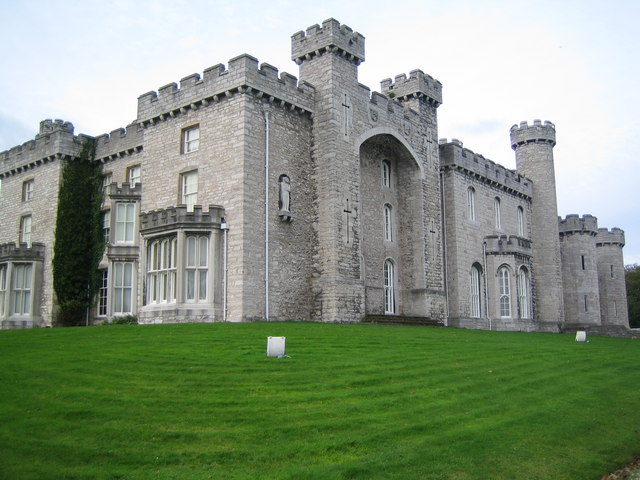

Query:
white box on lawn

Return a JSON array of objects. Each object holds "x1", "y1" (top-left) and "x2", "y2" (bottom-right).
[{"x1": 267, "y1": 336, "x2": 286, "y2": 357}]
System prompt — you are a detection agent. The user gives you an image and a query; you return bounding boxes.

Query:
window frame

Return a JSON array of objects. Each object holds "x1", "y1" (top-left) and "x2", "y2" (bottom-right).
[
  {"x1": 98, "y1": 269, "x2": 108, "y2": 317},
  {"x1": 113, "y1": 261, "x2": 134, "y2": 315},
  {"x1": 22, "y1": 180, "x2": 34, "y2": 202},
  {"x1": 11, "y1": 263, "x2": 32, "y2": 316},
  {"x1": 115, "y1": 202, "x2": 136, "y2": 244},
  {"x1": 181, "y1": 170, "x2": 198, "y2": 212},
  {"x1": 20, "y1": 215, "x2": 32, "y2": 245},
  {"x1": 185, "y1": 234, "x2": 209, "y2": 302},
  {"x1": 127, "y1": 165, "x2": 141, "y2": 186},
  {"x1": 147, "y1": 237, "x2": 178, "y2": 305},
  {"x1": 517, "y1": 267, "x2": 530, "y2": 319},
  {"x1": 183, "y1": 125, "x2": 200, "y2": 154},
  {"x1": 383, "y1": 259, "x2": 396, "y2": 314},
  {"x1": 383, "y1": 203, "x2": 393, "y2": 242},
  {"x1": 517, "y1": 206, "x2": 525, "y2": 236},
  {"x1": 494, "y1": 197, "x2": 501, "y2": 230},
  {"x1": 498, "y1": 267, "x2": 511, "y2": 318},
  {"x1": 470, "y1": 264, "x2": 482, "y2": 318},
  {"x1": 0, "y1": 264, "x2": 7, "y2": 317},
  {"x1": 382, "y1": 160, "x2": 391, "y2": 188},
  {"x1": 467, "y1": 186, "x2": 476, "y2": 222}
]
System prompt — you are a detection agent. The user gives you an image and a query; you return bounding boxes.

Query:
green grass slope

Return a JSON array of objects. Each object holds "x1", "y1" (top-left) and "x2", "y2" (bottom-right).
[{"x1": 0, "y1": 323, "x2": 638, "y2": 480}]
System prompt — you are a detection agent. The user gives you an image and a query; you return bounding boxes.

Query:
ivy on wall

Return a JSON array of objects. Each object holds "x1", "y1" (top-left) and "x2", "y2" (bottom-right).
[{"x1": 53, "y1": 138, "x2": 104, "y2": 326}]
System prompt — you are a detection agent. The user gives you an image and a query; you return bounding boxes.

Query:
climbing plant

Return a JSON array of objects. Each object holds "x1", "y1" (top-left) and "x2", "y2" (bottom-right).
[{"x1": 53, "y1": 138, "x2": 104, "y2": 326}]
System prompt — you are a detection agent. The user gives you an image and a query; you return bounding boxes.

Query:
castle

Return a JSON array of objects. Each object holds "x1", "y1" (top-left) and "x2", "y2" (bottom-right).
[{"x1": 0, "y1": 18, "x2": 629, "y2": 333}]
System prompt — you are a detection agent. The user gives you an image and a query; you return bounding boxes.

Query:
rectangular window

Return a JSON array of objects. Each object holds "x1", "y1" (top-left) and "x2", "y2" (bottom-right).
[
  {"x1": 185, "y1": 235, "x2": 208, "y2": 302},
  {"x1": 20, "y1": 215, "x2": 32, "y2": 245},
  {"x1": 467, "y1": 187, "x2": 476, "y2": 221},
  {"x1": 113, "y1": 262, "x2": 133, "y2": 314},
  {"x1": 12, "y1": 263, "x2": 32, "y2": 315},
  {"x1": 128, "y1": 165, "x2": 141, "y2": 186},
  {"x1": 0, "y1": 264, "x2": 7, "y2": 317},
  {"x1": 181, "y1": 171, "x2": 198, "y2": 212},
  {"x1": 183, "y1": 126, "x2": 200, "y2": 153},
  {"x1": 22, "y1": 180, "x2": 34, "y2": 201},
  {"x1": 102, "y1": 211, "x2": 111, "y2": 244},
  {"x1": 494, "y1": 197, "x2": 501, "y2": 229},
  {"x1": 98, "y1": 270, "x2": 108, "y2": 316},
  {"x1": 147, "y1": 237, "x2": 177, "y2": 305},
  {"x1": 115, "y1": 203, "x2": 135, "y2": 243},
  {"x1": 517, "y1": 206, "x2": 525, "y2": 236},
  {"x1": 102, "y1": 173, "x2": 113, "y2": 193}
]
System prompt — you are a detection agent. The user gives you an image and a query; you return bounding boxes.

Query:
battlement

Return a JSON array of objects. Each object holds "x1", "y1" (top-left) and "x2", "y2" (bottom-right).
[
  {"x1": 439, "y1": 138, "x2": 532, "y2": 199},
  {"x1": 0, "y1": 118, "x2": 83, "y2": 178},
  {"x1": 558, "y1": 214, "x2": 598, "y2": 236},
  {"x1": 510, "y1": 119, "x2": 556, "y2": 150},
  {"x1": 0, "y1": 242, "x2": 46, "y2": 261},
  {"x1": 595, "y1": 227, "x2": 625, "y2": 247},
  {"x1": 291, "y1": 18, "x2": 365, "y2": 66},
  {"x1": 137, "y1": 54, "x2": 315, "y2": 124},
  {"x1": 140, "y1": 204, "x2": 226, "y2": 234},
  {"x1": 380, "y1": 69, "x2": 442, "y2": 107},
  {"x1": 106, "y1": 182, "x2": 142, "y2": 199},
  {"x1": 95, "y1": 122, "x2": 144, "y2": 162},
  {"x1": 484, "y1": 235, "x2": 532, "y2": 257}
]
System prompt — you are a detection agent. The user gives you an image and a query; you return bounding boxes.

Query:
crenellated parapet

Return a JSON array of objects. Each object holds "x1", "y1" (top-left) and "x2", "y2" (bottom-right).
[
  {"x1": 380, "y1": 69, "x2": 442, "y2": 107},
  {"x1": 137, "y1": 54, "x2": 315, "y2": 126},
  {"x1": 140, "y1": 204, "x2": 226, "y2": 235},
  {"x1": 106, "y1": 182, "x2": 142, "y2": 200},
  {"x1": 291, "y1": 18, "x2": 365, "y2": 66},
  {"x1": 0, "y1": 242, "x2": 46, "y2": 261},
  {"x1": 439, "y1": 138, "x2": 532, "y2": 199},
  {"x1": 0, "y1": 119, "x2": 83, "y2": 178},
  {"x1": 95, "y1": 122, "x2": 144, "y2": 163},
  {"x1": 484, "y1": 235, "x2": 532, "y2": 257},
  {"x1": 558, "y1": 214, "x2": 598, "y2": 237},
  {"x1": 510, "y1": 119, "x2": 556, "y2": 150},
  {"x1": 595, "y1": 227, "x2": 625, "y2": 247}
]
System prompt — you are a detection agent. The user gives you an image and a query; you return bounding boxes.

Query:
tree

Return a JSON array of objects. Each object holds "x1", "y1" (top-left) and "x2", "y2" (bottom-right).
[
  {"x1": 625, "y1": 264, "x2": 640, "y2": 328},
  {"x1": 53, "y1": 138, "x2": 104, "y2": 326}
]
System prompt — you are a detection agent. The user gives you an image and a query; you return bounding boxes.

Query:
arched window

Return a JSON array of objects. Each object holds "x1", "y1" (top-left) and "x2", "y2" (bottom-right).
[
  {"x1": 384, "y1": 259, "x2": 396, "y2": 314},
  {"x1": 467, "y1": 187, "x2": 476, "y2": 221},
  {"x1": 494, "y1": 197, "x2": 501, "y2": 229},
  {"x1": 498, "y1": 267, "x2": 511, "y2": 317},
  {"x1": 517, "y1": 206, "x2": 525, "y2": 236},
  {"x1": 384, "y1": 204, "x2": 393, "y2": 242},
  {"x1": 470, "y1": 264, "x2": 482, "y2": 318},
  {"x1": 382, "y1": 160, "x2": 391, "y2": 188},
  {"x1": 517, "y1": 267, "x2": 530, "y2": 318}
]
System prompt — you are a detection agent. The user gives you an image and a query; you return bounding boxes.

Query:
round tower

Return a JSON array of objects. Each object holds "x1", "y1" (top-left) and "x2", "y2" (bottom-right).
[
  {"x1": 510, "y1": 120, "x2": 564, "y2": 330},
  {"x1": 558, "y1": 215, "x2": 601, "y2": 326},
  {"x1": 595, "y1": 228, "x2": 629, "y2": 328}
]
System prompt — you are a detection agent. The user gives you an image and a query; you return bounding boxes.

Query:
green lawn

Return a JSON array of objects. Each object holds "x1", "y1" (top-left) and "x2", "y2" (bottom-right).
[{"x1": 0, "y1": 322, "x2": 638, "y2": 480}]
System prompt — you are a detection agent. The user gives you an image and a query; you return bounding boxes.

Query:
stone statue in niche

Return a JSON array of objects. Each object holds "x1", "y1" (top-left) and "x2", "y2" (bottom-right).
[{"x1": 278, "y1": 174, "x2": 292, "y2": 222}]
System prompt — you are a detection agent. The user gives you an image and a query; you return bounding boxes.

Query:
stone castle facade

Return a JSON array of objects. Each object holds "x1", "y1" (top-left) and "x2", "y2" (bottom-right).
[{"x1": 0, "y1": 18, "x2": 629, "y2": 333}]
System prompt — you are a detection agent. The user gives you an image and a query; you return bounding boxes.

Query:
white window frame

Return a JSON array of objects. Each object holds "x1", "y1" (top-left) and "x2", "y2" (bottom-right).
[
  {"x1": 498, "y1": 267, "x2": 511, "y2": 318},
  {"x1": 185, "y1": 235, "x2": 208, "y2": 302},
  {"x1": 115, "y1": 203, "x2": 135, "y2": 244},
  {"x1": 102, "y1": 173, "x2": 113, "y2": 193},
  {"x1": 181, "y1": 171, "x2": 198, "y2": 212},
  {"x1": 102, "y1": 210, "x2": 111, "y2": 244},
  {"x1": 470, "y1": 265, "x2": 481, "y2": 318},
  {"x1": 384, "y1": 203, "x2": 393, "y2": 242},
  {"x1": 20, "y1": 215, "x2": 32, "y2": 245},
  {"x1": 467, "y1": 187, "x2": 476, "y2": 221},
  {"x1": 0, "y1": 264, "x2": 7, "y2": 317},
  {"x1": 517, "y1": 267, "x2": 530, "y2": 319},
  {"x1": 22, "y1": 180, "x2": 34, "y2": 201},
  {"x1": 147, "y1": 237, "x2": 177, "y2": 305},
  {"x1": 113, "y1": 262, "x2": 133, "y2": 315},
  {"x1": 98, "y1": 269, "x2": 108, "y2": 317},
  {"x1": 11, "y1": 263, "x2": 32, "y2": 316},
  {"x1": 383, "y1": 259, "x2": 396, "y2": 314},
  {"x1": 128, "y1": 165, "x2": 141, "y2": 186},
  {"x1": 183, "y1": 126, "x2": 200, "y2": 154}
]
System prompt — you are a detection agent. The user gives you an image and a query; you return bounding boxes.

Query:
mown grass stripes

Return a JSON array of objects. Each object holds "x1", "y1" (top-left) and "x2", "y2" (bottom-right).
[{"x1": 0, "y1": 322, "x2": 638, "y2": 480}]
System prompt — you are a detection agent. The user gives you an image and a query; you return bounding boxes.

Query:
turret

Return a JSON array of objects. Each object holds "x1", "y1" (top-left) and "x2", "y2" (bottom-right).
[
  {"x1": 595, "y1": 228, "x2": 629, "y2": 327},
  {"x1": 510, "y1": 120, "x2": 564, "y2": 329},
  {"x1": 558, "y1": 215, "x2": 601, "y2": 326}
]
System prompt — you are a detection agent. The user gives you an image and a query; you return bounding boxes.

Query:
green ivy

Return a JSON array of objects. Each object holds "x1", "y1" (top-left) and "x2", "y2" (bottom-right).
[{"x1": 53, "y1": 138, "x2": 104, "y2": 326}]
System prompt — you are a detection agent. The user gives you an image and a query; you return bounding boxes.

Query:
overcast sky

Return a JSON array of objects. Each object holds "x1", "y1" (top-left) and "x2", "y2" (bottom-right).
[{"x1": 1, "y1": 0, "x2": 638, "y2": 264}]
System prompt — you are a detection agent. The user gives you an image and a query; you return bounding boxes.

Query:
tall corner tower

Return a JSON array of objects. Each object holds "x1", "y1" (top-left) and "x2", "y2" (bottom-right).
[
  {"x1": 290, "y1": 19, "x2": 366, "y2": 322},
  {"x1": 511, "y1": 120, "x2": 565, "y2": 329}
]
